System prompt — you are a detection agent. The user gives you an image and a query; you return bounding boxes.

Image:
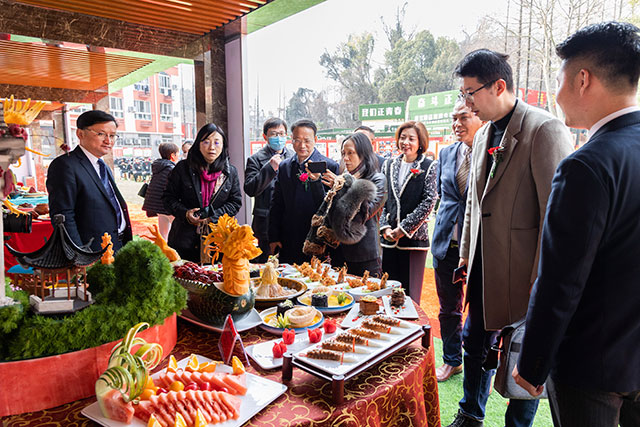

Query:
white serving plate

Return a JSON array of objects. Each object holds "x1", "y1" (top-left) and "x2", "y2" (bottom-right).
[
  {"x1": 81, "y1": 355, "x2": 287, "y2": 427},
  {"x1": 179, "y1": 308, "x2": 262, "y2": 333},
  {"x1": 258, "y1": 306, "x2": 324, "y2": 336},
  {"x1": 246, "y1": 328, "x2": 343, "y2": 370},
  {"x1": 292, "y1": 320, "x2": 421, "y2": 377},
  {"x1": 297, "y1": 290, "x2": 354, "y2": 314},
  {"x1": 382, "y1": 295, "x2": 419, "y2": 320},
  {"x1": 340, "y1": 302, "x2": 385, "y2": 329},
  {"x1": 331, "y1": 279, "x2": 402, "y2": 301}
]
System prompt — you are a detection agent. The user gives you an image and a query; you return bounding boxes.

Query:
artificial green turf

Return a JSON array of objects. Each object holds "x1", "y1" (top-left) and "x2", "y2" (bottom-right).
[{"x1": 433, "y1": 337, "x2": 553, "y2": 427}]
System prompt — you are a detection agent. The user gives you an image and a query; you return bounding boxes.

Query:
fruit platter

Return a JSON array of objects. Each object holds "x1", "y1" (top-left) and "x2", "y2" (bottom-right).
[
  {"x1": 82, "y1": 323, "x2": 287, "y2": 427},
  {"x1": 259, "y1": 303, "x2": 324, "y2": 335},
  {"x1": 296, "y1": 288, "x2": 354, "y2": 314}
]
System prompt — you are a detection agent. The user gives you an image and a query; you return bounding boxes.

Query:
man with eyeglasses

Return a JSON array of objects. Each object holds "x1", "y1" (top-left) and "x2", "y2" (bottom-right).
[
  {"x1": 47, "y1": 110, "x2": 132, "y2": 252},
  {"x1": 445, "y1": 50, "x2": 573, "y2": 427},
  {"x1": 244, "y1": 117, "x2": 293, "y2": 263},
  {"x1": 268, "y1": 119, "x2": 338, "y2": 264}
]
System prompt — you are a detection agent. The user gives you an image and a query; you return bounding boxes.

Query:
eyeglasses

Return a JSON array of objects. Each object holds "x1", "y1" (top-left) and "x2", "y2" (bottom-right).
[
  {"x1": 292, "y1": 138, "x2": 314, "y2": 144},
  {"x1": 459, "y1": 79, "x2": 498, "y2": 102},
  {"x1": 85, "y1": 128, "x2": 119, "y2": 142}
]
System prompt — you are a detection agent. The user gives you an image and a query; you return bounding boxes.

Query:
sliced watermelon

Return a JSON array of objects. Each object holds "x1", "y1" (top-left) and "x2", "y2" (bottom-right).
[
  {"x1": 221, "y1": 373, "x2": 247, "y2": 396},
  {"x1": 97, "y1": 388, "x2": 134, "y2": 424}
]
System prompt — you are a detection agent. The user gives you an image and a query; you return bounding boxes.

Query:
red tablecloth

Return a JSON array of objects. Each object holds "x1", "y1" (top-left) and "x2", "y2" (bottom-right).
[
  {"x1": 3, "y1": 219, "x2": 53, "y2": 272},
  {"x1": 3, "y1": 307, "x2": 441, "y2": 427}
]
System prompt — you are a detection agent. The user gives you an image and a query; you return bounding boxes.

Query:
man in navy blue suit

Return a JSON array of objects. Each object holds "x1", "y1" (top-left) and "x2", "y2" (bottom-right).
[
  {"x1": 47, "y1": 110, "x2": 132, "y2": 252},
  {"x1": 268, "y1": 119, "x2": 338, "y2": 264},
  {"x1": 432, "y1": 100, "x2": 483, "y2": 382},
  {"x1": 514, "y1": 22, "x2": 640, "y2": 426}
]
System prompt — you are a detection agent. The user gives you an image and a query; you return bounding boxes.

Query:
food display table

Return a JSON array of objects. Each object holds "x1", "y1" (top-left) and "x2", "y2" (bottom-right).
[{"x1": 3, "y1": 305, "x2": 441, "y2": 427}]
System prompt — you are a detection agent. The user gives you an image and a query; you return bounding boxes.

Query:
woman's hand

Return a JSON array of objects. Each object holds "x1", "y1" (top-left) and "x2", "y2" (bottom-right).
[
  {"x1": 305, "y1": 165, "x2": 322, "y2": 182},
  {"x1": 383, "y1": 227, "x2": 405, "y2": 242},
  {"x1": 186, "y1": 208, "x2": 205, "y2": 226},
  {"x1": 321, "y1": 169, "x2": 337, "y2": 188}
]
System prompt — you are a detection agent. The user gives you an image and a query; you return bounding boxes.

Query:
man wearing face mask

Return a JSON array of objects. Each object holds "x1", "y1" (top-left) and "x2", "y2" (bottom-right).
[{"x1": 244, "y1": 118, "x2": 293, "y2": 262}]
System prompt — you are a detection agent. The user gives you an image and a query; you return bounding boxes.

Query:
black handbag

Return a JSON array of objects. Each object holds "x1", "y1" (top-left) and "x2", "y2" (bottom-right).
[
  {"x1": 484, "y1": 318, "x2": 548, "y2": 400},
  {"x1": 138, "y1": 182, "x2": 148, "y2": 198}
]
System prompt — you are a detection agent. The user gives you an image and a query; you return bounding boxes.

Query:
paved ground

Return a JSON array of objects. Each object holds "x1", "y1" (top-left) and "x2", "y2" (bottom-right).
[{"x1": 115, "y1": 177, "x2": 147, "y2": 207}]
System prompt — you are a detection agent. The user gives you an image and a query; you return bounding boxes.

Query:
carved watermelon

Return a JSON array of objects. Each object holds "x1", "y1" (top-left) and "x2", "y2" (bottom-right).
[{"x1": 179, "y1": 279, "x2": 255, "y2": 325}]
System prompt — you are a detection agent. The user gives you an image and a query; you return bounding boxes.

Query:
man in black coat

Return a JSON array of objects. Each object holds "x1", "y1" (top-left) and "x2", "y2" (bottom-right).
[
  {"x1": 268, "y1": 119, "x2": 338, "y2": 264},
  {"x1": 244, "y1": 118, "x2": 293, "y2": 262},
  {"x1": 514, "y1": 22, "x2": 640, "y2": 426},
  {"x1": 47, "y1": 110, "x2": 132, "y2": 252}
]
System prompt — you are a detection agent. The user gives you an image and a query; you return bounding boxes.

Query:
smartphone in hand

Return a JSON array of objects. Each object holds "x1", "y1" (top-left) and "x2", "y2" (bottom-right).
[
  {"x1": 452, "y1": 265, "x2": 467, "y2": 284},
  {"x1": 307, "y1": 161, "x2": 327, "y2": 174}
]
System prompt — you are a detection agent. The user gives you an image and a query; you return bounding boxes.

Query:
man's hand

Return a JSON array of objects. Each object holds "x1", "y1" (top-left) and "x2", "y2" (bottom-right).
[
  {"x1": 321, "y1": 169, "x2": 337, "y2": 188},
  {"x1": 458, "y1": 258, "x2": 468, "y2": 268},
  {"x1": 186, "y1": 208, "x2": 205, "y2": 226},
  {"x1": 270, "y1": 241, "x2": 282, "y2": 255},
  {"x1": 512, "y1": 365, "x2": 545, "y2": 397},
  {"x1": 269, "y1": 154, "x2": 282, "y2": 171}
]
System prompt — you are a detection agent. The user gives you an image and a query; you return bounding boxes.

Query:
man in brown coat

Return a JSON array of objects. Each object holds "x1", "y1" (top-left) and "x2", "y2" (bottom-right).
[{"x1": 445, "y1": 50, "x2": 574, "y2": 427}]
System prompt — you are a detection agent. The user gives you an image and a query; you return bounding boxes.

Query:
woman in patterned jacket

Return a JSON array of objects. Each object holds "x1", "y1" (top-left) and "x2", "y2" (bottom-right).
[{"x1": 380, "y1": 121, "x2": 438, "y2": 303}]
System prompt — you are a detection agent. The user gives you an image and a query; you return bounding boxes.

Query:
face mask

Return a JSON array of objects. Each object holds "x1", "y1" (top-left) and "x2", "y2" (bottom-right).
[{"x1": 268, "y1": 135, "x2": 287, "y2": 151}]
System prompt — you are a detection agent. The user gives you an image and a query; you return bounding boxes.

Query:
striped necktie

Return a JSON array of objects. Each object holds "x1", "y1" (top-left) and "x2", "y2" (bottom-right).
[{"x1": 456, "y1": 146, "x2": 472, "y2": 194}]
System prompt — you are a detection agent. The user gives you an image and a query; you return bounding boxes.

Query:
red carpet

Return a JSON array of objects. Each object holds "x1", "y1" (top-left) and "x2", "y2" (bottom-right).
[{"x1": 128, "y1": 204, "x2": 452, "y2": 339}]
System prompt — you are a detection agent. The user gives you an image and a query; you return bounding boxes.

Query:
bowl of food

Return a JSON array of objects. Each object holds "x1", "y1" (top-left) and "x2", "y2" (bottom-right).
[
  {"x1": 259, "y1": 304, "x2": 323, "y2": 336},
  {"x1": 253, "y1": 261, "x2": 307, "y2": 307}
]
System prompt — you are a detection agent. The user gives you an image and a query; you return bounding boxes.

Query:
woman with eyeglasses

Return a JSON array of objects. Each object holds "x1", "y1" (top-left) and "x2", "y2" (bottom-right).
[
  {"x1": 304, "y1": 132, "x2": 387, "y2": 276},
  {"x1": 380, "y1": 121, "x2": 438, "y2": 303},
  {"x1": 163, "y1": 123, "x2": 242, "y2": 262}
]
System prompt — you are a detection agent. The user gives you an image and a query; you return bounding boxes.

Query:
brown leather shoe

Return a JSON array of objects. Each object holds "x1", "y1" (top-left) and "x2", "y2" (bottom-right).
[{"x1": 436, "y1": 363, "x2": 463, "y2": 382}]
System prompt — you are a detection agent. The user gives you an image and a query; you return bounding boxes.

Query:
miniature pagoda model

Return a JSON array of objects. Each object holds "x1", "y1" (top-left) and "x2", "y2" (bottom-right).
[{"x1": 6, "y1": 214, "x2": 107, "y2": 314}]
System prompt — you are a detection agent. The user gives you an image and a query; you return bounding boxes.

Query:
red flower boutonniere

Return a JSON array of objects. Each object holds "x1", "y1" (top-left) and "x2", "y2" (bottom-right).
[
  {"x1": 297, "y1": 170, "x2": 310, "y2": 191},
  {"x1": 410, "y1": 168, "x2": 423, "y2": 178},
  {"x1": 487, "y1": 145, "x2": 506, "y2": 179}
]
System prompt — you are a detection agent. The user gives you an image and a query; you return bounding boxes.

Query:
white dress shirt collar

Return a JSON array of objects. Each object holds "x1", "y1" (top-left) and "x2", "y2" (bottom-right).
[
  {"x1": 78, "y1": 144, "x2": 102, "y2": 176},
  {"x1": 588, "y1": 106, "x2": 640, "y2": 141}
]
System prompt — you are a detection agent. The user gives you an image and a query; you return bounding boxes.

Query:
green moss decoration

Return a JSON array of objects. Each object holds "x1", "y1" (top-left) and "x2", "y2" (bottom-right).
[
  {"x1": 0, "y1": 284, "x2": 29, "y2": 334},
  {"x1": 0, "y1": 240, "x2": 187, "y2": 361}
]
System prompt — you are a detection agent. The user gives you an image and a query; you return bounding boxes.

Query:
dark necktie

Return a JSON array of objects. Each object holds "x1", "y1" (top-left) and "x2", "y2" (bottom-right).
[{"x1": 98, "y1": 159, "x2": 122, "y2": 229}]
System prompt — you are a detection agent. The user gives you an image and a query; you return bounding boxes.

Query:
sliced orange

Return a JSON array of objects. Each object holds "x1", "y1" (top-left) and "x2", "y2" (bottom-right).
[
  {"x1": 144, "y1": 375, "x2": 155, "y2": 390},
  {"x1": 140, "y1": 388, "x2": 155, "y2": 401},
  {"x1": 147, "y1": 414, "x2": 162, "y2": 427},
  {"x1": 174, "y1": 412, "x2": 187, "y2": 427},
  {"x1": 194, "y1": 408, "x2": 208, "y2": 427},
  {"x1": 185, "y1": 354, "x2": 200, "y2": 372},
  {"x1": 231, "y1": 356, "x2": 245, "y2": 374},
  {"x1": 198, "y1": 361, "x2": 218, "y2": 373},
  {"x1": 166, "y1": 355, "x2": 178, "y2": 373}
]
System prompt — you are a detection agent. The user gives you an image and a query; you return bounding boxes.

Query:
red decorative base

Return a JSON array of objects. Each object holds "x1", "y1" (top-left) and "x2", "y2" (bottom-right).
[{"x1": 0, "y1": 313, "x2": 177, "y2": 417}]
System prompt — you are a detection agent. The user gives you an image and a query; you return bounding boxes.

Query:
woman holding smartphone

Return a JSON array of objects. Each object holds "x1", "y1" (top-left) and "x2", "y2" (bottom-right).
[
  {"x1": 306, "y1": 132, "x2": 387, "y2": 276},
  {"x1": 163, "y1": 123, "x2": 242, "y2": 262},
  {"x1": 380, "y1": 121, "x2": 437, "y2": 303}
]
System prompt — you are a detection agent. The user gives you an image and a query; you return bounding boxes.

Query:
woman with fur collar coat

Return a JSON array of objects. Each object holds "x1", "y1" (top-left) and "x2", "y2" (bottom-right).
[
  {"x1": 304, "y1": 133, "x2": 387, "y2": 276},
  {"x1": 380, "y1": 121, "x2": 438, "y2": 303}
]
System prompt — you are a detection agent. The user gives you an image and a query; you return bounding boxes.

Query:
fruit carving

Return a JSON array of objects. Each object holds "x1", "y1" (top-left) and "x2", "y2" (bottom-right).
[
  {"x1": 202, "y1": 214, "x2": 261, "y2": 295},
  {"x1": 101, "y1": 232, "x2": 114, "y2": 265}
]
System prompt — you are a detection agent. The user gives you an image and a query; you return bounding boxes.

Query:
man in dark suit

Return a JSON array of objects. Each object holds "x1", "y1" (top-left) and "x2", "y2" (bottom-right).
[
  {"x1": 47, "y1": 110, "x2": 132, "y2": 252},
  {"x1": 244, "y1": 117, "x2": 293, "y2": 263},
  {"x1": 432, "y1": 100, "x2": 483, "y2": 382},
  {"x1": 268, "y1": 119, "x2": 338, "y2": 264},
  {"x1": 514, "y1": 22, "x2": 640, "y2": 427}
]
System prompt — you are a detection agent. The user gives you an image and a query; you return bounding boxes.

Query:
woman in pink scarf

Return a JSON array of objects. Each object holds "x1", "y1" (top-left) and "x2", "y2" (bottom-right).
[{"x1": 163, "y1": 123, "x2": 242, "y2": 262}]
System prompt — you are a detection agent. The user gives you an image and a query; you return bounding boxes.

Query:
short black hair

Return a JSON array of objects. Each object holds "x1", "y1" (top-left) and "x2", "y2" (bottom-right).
[
  {"x1": 262, "y1": 117, "x2": 287, "y2": 135},
  {"x1": 291, "y1": 119, "x2": 317, "y2": 137},
  {"x1": 454, "y1": 49, "x2": 514, "y2": 92},
  {"x1": 77, "y1": 110, "x2": 117, "y2": 129},
  {"x1": 354, "y1": 125, "x2": 375, "y2": 135},
  {"x1": 556, "y1": 21, "x2": 640, "y2": 92},
  {"x1": 158, "y1": 142, "x2": 179, "y2": 160},
  {"x1": 341, "y1": 132, "x2": 380, "y2": 177},
  {"x1": 188, "y1": 123, "x2": 229, "y2": 173}
]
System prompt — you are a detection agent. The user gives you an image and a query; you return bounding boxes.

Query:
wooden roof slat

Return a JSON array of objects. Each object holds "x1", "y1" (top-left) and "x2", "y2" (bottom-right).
[{"x1": 15, "y1": 0, "x2": 263, "y2": 34}]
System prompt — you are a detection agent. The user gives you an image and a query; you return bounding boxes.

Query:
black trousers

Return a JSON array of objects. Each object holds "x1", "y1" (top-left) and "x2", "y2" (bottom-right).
[
  {"x1": 382, "y1": 247, "x2": 427, "y2": 304},
  {"x1": 550, "y1": 378, "x2": 640, "y2": 427}
]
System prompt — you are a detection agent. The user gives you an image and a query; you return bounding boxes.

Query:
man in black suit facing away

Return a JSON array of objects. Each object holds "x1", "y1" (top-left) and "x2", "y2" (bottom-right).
[
  {"x1": 47, "y1": 110, "x2": 132, "y2": 252},
  {"x1": 514, "y1": 22, "x2": 640, "y2": 427}
]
